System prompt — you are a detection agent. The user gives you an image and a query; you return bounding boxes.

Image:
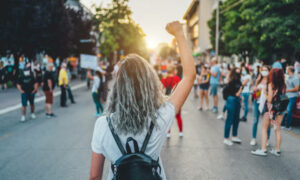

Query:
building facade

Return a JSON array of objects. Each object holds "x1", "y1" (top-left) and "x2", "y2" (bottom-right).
[{"x1": 183, "y1": 0, "x2": 220, "y2": 55}]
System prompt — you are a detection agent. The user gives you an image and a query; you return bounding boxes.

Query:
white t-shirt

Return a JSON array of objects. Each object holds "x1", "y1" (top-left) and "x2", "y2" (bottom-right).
[
  {"x1": 91, "y1": 76, "x2": 100, "y2": 93},
  {"x1": 242, "y1": 74, "x2": 251, "y2": 93},
  {"x1": 91, "y1": 102, "x2": 175, "y2": 180}
]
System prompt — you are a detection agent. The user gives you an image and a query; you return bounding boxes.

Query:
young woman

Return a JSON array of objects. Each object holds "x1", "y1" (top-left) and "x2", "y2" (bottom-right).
[
  {"x1": 198, "y1": 64, "x2": 210, "y2": 110},
  {"x1": 223, "y1": 67, "x2": 243, "y2": 146},
  {"x1": 89, "y1": 21, "x2": 196, "y2": 180},
  {"x1": 252, "y1": 68, "x2": 286, "y2": 156},
  {"x1": 87, "y1": 69, "x2": 104, "y2": 117},
  {"x1": 161, "y1": 65, "x2": 183, "y2": 137},
  {"x1": 240, "y1": 66, "x2": 252, "y2": 122},
  {"x1": 250, "y1": 66, "x2": 271, "y2": 146}
]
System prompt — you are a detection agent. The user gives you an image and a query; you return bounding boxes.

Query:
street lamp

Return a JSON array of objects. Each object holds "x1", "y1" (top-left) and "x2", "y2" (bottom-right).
[{"x1": 215, "y1": 0, "x2": 220, "y2": 61}]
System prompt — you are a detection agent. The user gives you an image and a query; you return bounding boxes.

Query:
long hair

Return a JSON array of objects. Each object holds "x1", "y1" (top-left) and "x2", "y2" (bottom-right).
[
  {"x1": 229, "y1": 67, "x2": 240, "y2": 81},
  {"x1": 267, "y1": 68, "x2": 286, "y2": 93},
  {"x1": 105, "y1": 54, "x2": 166, "y2": 135}
]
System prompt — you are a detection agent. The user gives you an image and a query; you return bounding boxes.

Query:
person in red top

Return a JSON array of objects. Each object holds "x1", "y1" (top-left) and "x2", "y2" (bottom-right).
[{"x1": 161, "y1": 65, "x2": 183, "y2": 138}]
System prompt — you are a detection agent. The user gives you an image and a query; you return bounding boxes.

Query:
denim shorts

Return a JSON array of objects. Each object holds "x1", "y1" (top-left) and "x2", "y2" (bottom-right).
[
  {"x1": 21, "y1": 93, "x2": 35, "y2": 107},
  {"x1": 210, "y1": 84, "x2": 218, "y2": 96}
]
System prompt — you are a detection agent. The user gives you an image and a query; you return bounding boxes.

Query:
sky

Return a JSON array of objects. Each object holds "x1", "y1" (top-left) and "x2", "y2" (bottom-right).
[{"x1": 81, "y1": 0, "x2": 191, "y2": 48}]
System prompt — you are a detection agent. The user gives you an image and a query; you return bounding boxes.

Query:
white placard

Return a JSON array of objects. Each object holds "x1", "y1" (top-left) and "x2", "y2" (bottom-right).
[{"x1": 80, "y1": 54, "x2": 98, "y2": 70}]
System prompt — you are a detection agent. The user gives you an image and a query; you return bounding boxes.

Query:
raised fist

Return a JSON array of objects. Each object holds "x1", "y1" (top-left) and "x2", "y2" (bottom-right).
[{"x1": 166, "y1": 21, "x2": 184, "y2": 37}]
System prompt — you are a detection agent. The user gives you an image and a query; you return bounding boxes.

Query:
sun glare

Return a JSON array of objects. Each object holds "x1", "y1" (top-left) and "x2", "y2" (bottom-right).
[{"x1": 146, "y1": 36, "x2": 158, "y2": 49}]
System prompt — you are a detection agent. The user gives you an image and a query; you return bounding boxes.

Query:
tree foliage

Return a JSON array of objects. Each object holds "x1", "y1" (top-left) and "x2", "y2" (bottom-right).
[
  {"x1": 93, "y1": 0, "x2": 148, "y2": 60},
  {"x1": 208, "y1": 0, "x2": 300, "y2": 63}
]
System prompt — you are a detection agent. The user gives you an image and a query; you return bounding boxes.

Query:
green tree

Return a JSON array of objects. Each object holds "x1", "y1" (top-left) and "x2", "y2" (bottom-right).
[
  {"x1": 208, "y1": 0, "x2": 300, "y2": 63},
  {"x1": 93, "y1": 0, "x2": 148, "y2": 61}
]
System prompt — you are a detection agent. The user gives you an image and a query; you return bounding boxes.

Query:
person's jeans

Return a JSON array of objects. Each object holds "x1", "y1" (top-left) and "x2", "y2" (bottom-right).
[
  {"x1": 67, "y1": 85, "x2": 75, "y2": 103},
  {"x1": 92, "y1": 92, "x2": 103, "y2": 114},
  {"x1": 224, "y1": 96, "x2": 241, "y2": 138},
  {"x1": 241, "y1": 93, "x2": 250, "y2": 119},
  {"x1": 252, "y1": 100, "x2": 270, "y2": 139},
  {"x1": 282, "y1": 97, "x2": 297, "y2": 128},
  {"x1": 60, "y1": 86, "x2": 66, "y2": 106}
]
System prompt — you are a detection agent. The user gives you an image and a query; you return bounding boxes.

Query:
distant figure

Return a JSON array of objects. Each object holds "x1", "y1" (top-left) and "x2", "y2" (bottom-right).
[
  {"x1": 209, "y1": 57, "x2": 221, "y2": 113},
  {"x1": 43, "y1": 63, "x2": 56, "y2": 118},
  {"x1": 17, "y1": 63, "x2": 38, "y2": 122},
  {"x1": 59, "y1": 63, "x2": 68, "y2": 107}
]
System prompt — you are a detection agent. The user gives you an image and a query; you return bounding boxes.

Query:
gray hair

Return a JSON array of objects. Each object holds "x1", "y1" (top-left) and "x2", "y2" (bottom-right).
[{"x1": 105, "y1": 54, "x2": 166, "y2": 135}]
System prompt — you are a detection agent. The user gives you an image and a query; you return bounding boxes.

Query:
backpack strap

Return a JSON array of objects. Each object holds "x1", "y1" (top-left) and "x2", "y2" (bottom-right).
[
  {"x1": 140, "y1": 122, "x2": 154, "y2": 153},
  {"x1": 107, "y1": 116, "x2": 126, "y2": 155}
]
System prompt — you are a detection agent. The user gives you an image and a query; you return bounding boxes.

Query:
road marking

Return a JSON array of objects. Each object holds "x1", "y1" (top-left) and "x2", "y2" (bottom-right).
[
  {"x1": 0, "y1": 83, "x2": 86, "y2": 116},
  {"x1": 286, "y1": 131, "x2": 300, "y2": 139},
  {"x1": 0, "y1": 133, "x2": 13, "y2": 141}
]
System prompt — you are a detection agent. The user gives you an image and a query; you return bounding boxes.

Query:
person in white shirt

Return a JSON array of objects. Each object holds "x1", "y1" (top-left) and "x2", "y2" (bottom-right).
[
  {"x1": 87, "y1": 69, "x2": 104, "y2": 117},
  {"x1": 89, "y1": 21, "x2": 196, "y2": 180},
  {"x1": 240, "y1": 66, "x2": 252, "y2": 122}
]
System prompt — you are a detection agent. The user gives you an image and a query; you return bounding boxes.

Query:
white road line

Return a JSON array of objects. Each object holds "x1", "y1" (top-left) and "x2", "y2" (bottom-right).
[{"x1": 0, "y1": 83, "x2": 86, "y2": 116}]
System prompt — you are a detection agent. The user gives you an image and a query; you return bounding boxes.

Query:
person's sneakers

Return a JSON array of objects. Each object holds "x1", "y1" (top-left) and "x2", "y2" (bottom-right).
[
  {"x1": 251, "y1": 149, "x2": 267, "y2": 156},
  {"x1": 217, "y1": 114, "x2": 224, "y2": 120},
  {"x1": 232, "y1": 137, "x2": 242, "y2": 144},
  {"x1": 20, "y1": 116, "x2": 26, "y2": 122},
  {"x1": 240, "y1": 117, "x2": 247, "y2": 122},
  {"x1": 250, "y1": 139, "x2": 257, "y2": 146},
  {"x1": 166, "y1": 133, "x2": 171, "y2": 138},
  {"x1": 46, "y1": 114, "x2": 51, "y2": 118},
  {"x1": 46, "y1": 113, "x2": 56, "y2": 118},
  {"x1": 198, "y1": 107, "x2": 203, "y2": 111},
  {"x1": 212, "y1": 107, "x2": 218, "y2": 114},
  {"x1": 270, "y1": 149, "x2": 281, "y2": 157},
  {"x1": 94, "y1": 113, "x2": 101, "y2": 117},
  {"x1": 280, "y1": 126, "x2": 286, "y2": 130},
  {"x1": 179, "y1": 132, "x2": 183, "y2": 137},
  {"x1": 31, "y1": 113, "x2": 36, "y2": 119},
  {"x1": 223, "y1": 139, "x2": 233, "y2": 146},
  {"x1": 286, "y1": 127, "x2": 292, "y2": 131},
  {"x1": 71, "y1": 101, "x2": 76, "y2": 104}
]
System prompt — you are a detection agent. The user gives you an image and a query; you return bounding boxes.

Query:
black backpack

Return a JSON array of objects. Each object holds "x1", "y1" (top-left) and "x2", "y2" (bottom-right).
[
  {"x1": 165, "y1": 78, "x2": 174, "y2": 95},
  {"x1": 107, "y1": 116, "x2": 162, "y2": 180},
  {"x1": 272, "y1": 92, "x2": 289, "y2": 113}
]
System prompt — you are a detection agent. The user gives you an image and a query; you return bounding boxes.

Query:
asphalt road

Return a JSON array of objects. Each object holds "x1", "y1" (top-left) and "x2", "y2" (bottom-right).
[{"x1": 0, "y1": 83, "x2": 300, "y2": 180}]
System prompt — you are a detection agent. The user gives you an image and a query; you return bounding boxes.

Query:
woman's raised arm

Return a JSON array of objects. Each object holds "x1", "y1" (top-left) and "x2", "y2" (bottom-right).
[{"x1": 166, "y1": 21, "x2": 196, "y2": 114}]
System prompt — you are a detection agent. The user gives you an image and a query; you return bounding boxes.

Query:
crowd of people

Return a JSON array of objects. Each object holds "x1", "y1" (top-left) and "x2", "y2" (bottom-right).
[
  {"x1": 154, "y1": 55, "x2": 299, "y2": 157},
  {"x1": 0, "y1": 54, "x2": 113, "y2": 122}
]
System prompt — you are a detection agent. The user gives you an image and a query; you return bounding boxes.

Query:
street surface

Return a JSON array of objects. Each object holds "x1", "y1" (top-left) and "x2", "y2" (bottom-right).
[{"x1": 0, "y1": 82, "x2": 300, "y2": 180}]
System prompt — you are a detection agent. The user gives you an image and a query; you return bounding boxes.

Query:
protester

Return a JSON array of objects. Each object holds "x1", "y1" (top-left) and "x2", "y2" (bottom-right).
[
  {"x1": 5, "y1": 60, "x2": 15, "y2": 86},
  {"x1": 42, "y1": 63, "x2": 56, "y2": 118},
  {"x1": 240, "y1": 66, "x2": 252, "y2": 122},
  {"x1": 34, "y1": 62, "x2": 43, "y2": 96},
  {"x1": 209, "y1": 57, "x2": 221, "y2": 113},
  {"x1": 223, "y1": 67, "x2": 243, "y2": 146},
  {"x1": 251, "y1": 66, "x2": 271, "y2": 146},
  {"x1": 89, "y1": 21, "x2": 196, "y2": 180},
  {"x1": 161, "y1": 65, "x2": 183, "y2": 137},
  {"x1": 16, "y1": 63, "x2": 38, "y2": 122},
  {"x1": 198, "y1": 64, "x2": 210, "y2": 110},
  {"x1": 281, "y1": 66, "x2": 299, "y2": 130},
  {"x1": 252, "y1": 69, "x2": 286, "y2": 156},
  {"x1": 59, "y1": 63, "x2": 68, "y2": 107},
  {"x1": 87, "y1": 69, "x2": 104, "y2": 117}
]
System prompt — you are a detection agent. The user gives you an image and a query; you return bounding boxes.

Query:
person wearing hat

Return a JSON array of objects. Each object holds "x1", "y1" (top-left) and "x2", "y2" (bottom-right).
[
  {"x1": 16, "y1": 63, "x2": 38, "y2": 122},
  {"x1": 43, "y1": 63, "x2": 56, "y2": 118}
]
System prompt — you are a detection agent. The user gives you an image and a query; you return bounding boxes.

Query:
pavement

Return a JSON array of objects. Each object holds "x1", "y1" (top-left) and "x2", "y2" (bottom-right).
[{"x1": 0, "y1": 82, "x2": 300, "y2": 180}]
